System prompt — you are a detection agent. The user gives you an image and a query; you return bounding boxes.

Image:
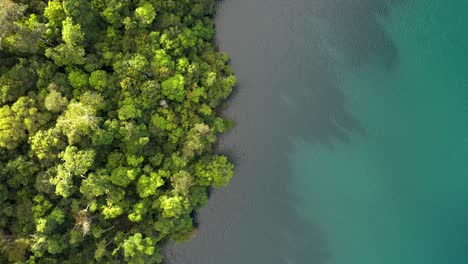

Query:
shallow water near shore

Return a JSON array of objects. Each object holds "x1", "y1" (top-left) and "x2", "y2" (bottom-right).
[{"x1": 165, "y1": 0, "x2": 468, "y2": 263}]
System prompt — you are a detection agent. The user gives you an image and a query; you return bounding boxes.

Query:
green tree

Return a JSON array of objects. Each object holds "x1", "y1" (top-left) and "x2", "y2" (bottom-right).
[
  {"x1": 68, "y1": 70, "x2": 89, "y2": 90},
  {"x1": 100, "y1": 0, "x2": 127, "y2": 26},
  {"x1": 0, "y1": 0, "x2": 27, "y2": 49},
  {"x1": 135, "y1": 2, "x2": 156, "y2": 25},
  {"x1": 89, "y1": 70, "x2": 108, "y2": 91},
  {"x1": 80, "y1": 169, "x2": 110, "y2": 198},
  {"x1": 120, "y1": 233, "x2": 158, "y2": 264},
  {"x1": 0, "y1": 0, "x2": 236, "y2": 262},
  {"x1": 0, "y1": 105, "x2": 26, "y2": 149},
  {"x1": 3, "y1": 14, "x2": 46, "y2": 54},
  {"x1": 50, "y1": 165, "x2": 74, "y2": 198},
  {"x1": 159, "y1": 195, "x2": 188, "y2": 218},
  {"x1": 136, "y1": 171, "x2": 165, "y2": 198},
  {"x1": 0, "y1": 59, "x2": 36, "y2": 104},
  {"x1": 44, "y1": 0, "x2": 66, "y2": 27},
  {"x1": 118, "y1": 98, "x2": 142, "y2": 121},
  {"x1": 102, "y1": 201, "x2": 124, "y2": 219},
  {"x1": 128, "y1": 201, "x2": 148, "y2": 222},
  {"x1": 45, "y1": 43, "x2": 86, "y2": 66},
  {"x1": 11, "y1": 96, "x2": 50, "y2": 134},
  {"x1": 110, "y1": 167, "x2": 137, "y2": 187},
  {"x1": 194, "y1": 155, "x2": 234, "y2": 187},
  {"x1": 56, "y1": 96, "x2": 103, "y2": 144},
  {"x1": 161, "y1": 74, "x2": 185, "y2": 102},
  {"x1": 6, "y1": 238, "x2": 30, "y2": 262},
  {"x1": 44, "y1": 90, "x2": 69, "y2": 112},
  {"x1": 171, "y1": 170, "x2": 193, "y2": 196},
  {"x1": 182, "y1": 123, "x2": 215, "y2": 159},
  {"x1": 29, "y1": 128, "x2": 66, "y2": 160},
  {"x1": 61, "y1": 146, "x2": 95, "y2": 176},
  {"x1": 62, "y1": 18, "x2": 84, "y2": 45}
]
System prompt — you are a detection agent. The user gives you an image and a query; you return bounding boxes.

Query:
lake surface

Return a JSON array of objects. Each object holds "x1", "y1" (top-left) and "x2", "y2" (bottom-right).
[{"x1": 165, "y1": 0, "x2": 468, "y2": 263}]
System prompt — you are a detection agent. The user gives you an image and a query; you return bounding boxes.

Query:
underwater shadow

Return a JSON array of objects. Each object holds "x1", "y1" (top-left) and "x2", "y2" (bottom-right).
[{"x1": 277, "y1": 0, "x2": 408, "y2": 147}]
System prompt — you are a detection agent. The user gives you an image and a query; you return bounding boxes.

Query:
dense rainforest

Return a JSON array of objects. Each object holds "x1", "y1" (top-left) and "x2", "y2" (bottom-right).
[{"x1": 0, "y1": 0, "x2": 236, "y2": 263}]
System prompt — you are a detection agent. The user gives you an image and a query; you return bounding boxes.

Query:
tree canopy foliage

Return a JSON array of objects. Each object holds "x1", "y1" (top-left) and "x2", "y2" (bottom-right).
[{"x1": 0, "y1": 0, "x2": 235, "y2": 262}]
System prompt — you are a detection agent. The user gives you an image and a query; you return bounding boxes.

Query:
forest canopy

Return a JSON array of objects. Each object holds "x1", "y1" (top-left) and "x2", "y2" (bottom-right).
[{"x1": 0, "y1": 0, "x2": 235, "y2": 263}]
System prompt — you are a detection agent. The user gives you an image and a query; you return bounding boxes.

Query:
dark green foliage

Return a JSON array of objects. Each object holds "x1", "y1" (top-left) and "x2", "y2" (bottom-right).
[{"x1": 0, "y1": 0, "x2": 235, "y2": 262}]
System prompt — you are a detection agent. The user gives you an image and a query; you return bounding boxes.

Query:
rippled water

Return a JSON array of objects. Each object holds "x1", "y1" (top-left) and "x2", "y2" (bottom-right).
[{"x1": 165, "y1": 0, "x2": 468, "y2": 263}]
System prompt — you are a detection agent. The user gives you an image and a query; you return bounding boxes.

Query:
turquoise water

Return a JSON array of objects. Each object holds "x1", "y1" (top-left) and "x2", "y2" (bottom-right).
[{"x1": 292, "y1": 1, "x2": 468, "y2": 264}]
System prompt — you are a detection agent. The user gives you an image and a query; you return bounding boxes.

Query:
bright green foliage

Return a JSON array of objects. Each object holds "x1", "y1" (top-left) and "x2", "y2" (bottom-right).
[
  {"x1": 137, "y1": 171, "x2": 165, "y2": 198},
  {"x1": 100, "y1": 0, "x2": 126, "y2": 26},
  {"x1": 61, "y1": 18, "x2": 83, "y2": 45},
  {"x1": 50, "y1": 165, "x2": 74, "y2": 198},
  {"x1": 128, "y1": 201, "x2": 148, "y2": 222},
  {"x1": 0, "y1": 105, "x2": 26, "y2": 149},
  {"x1": 153, "y1": 49, "x2": 173, "y2": 69},
  {"x1": 110, "y1": 166, "x2": 137, "y2": 187},
  {"x1": 46, "y1": 234, "x2": 67, "y2": 254},
  {"x1": 194, "y1": 155, "x2": 234, "y2": 187},
  {"x1": 44, "y1": 1, "x2": 66, "y2": 26},
  {"x1": 61, "y1": 146, "x2": 95, "y2": 176},
  {"x1": 118, "y1": 99, "x2": 142, "y2": 121},
  {"x1": 56, "y1": 96, "x2": 103, "y2": 144},
  {"x1": 36, "y1": 207, "x2": 65, "y2": 234},
  {"x1": 89, "y1": 70, "x2": 108, "y2": 91},
  {"x1": 79, "y1": 170, "x2": 110, "y2": 198},
  {"x1": 45, "y1": 17, "x2": 86, "y2": 65},
  {"x1": 68, "y1": 70, "x2": 89, "y2": 89},
  {"x1": 11, "y1": 96, "x2": 50, "y2": 134},
  {"x1": 159, "y1": 195, "x2": 189, "y2": 218},
  {"x1": 29, "y1": 128, "x2": 65, "y2": 160},
  {"x1": 120, "y1": 233, "x2": 157, "y2": 263},
  {"x1": 128, "y1": 54, "x2": 149, "y2": 73},
  {"x1": 135, "y1": 2, "x2": 156, "y2": 25},
  {"x1": 0, "y1": 0, "x2": 235, "y2": 263},
  {"x1": 161, "y1": 74, "x2": 186, "y2": 102},
  {"x1": 101, "y1": 202, "x2": 123, "y2": 219},
  {"x1": 45, "y1": 43, "x2": 86, "y2": 66}
]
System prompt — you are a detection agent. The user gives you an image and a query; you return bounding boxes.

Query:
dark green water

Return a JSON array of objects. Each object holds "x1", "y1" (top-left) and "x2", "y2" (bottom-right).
[{"x1": 165, "y1": 0, "x2": 468, "y2": 263}]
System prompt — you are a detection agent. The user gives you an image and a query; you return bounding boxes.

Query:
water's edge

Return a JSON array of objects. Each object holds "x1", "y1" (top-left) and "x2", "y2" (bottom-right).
[{"x1": 164, "y1": 0, "x2": 468, "y2": 263}]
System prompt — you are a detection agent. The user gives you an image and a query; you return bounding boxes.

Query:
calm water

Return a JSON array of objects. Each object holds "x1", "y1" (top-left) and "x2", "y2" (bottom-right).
[{"x1": 165, "y1": 0, "x2": 468, "y2": 263}]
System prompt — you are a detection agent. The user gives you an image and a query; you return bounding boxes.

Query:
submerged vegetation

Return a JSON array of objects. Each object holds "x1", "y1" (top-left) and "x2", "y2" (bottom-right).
[{"x1": 0, "y1": 0, "x2": 235, "y2": 262}]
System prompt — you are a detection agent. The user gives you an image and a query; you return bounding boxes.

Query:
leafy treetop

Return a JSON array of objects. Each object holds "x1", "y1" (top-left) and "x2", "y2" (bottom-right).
[{"x1": 0, "y1": 0, "x2": 236, "y2": 263}]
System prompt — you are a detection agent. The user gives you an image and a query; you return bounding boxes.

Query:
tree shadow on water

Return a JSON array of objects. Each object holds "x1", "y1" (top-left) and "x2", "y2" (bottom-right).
[
  {"x1": 308, "y1": 0, "x2": 407, "y2": 70},
  {"x1": 279, "y1": 0, "x2": 408, "y2": 145}
]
